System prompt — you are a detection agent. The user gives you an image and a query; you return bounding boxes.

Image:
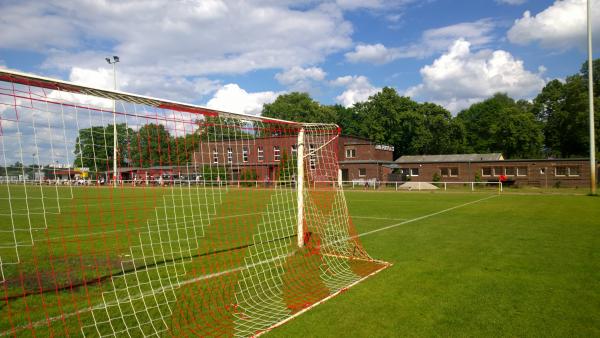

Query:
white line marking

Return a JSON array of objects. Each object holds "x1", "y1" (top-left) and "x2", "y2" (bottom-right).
[
  {"x1": 351, "y1": 216, "x2": 407, "y2": 221},
  {"x1": 357, "y1": 194, "x2": 498, "y2": 238}
]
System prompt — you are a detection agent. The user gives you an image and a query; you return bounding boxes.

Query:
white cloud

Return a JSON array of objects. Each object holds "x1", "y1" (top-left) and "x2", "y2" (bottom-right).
[
  {"x1": 335, "y1": 0, "x2": 415, "y2": 10},
  {"x1": 345, "y1": 44, "x2": 396, "y2": 64},
  {"x1": 406, "y1": 39, "x2": 546, "y2": 113},
  {"x1": 206, "y1": 84, "x2": 281, "y2": 116},
  {"x1": 497, "y1": 0, "x2": 527, "y2": 5},
  {"x1": 275, "y1": 66, "x2": 326, "y2": 91},
  {"x1": 0, "y1": 0, "x2": 358, "y2": 108},
  {"x1": 2, "y1": 0, "x2": 353, "y2": 77},
  {"x1": 332, "y1": 75, "x2": 380, "y2": 107},
  {"x1": 345, "y1": 19, "x2": 495, "y2": 63},
  {"x1": 508, "y1": 0, "x2": 600, "y2": 50}
]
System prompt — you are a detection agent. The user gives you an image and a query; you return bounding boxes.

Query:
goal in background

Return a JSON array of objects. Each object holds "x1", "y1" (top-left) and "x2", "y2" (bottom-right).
[{"x1": 0, "y1": 69, "x2": 390, "y2": 337}]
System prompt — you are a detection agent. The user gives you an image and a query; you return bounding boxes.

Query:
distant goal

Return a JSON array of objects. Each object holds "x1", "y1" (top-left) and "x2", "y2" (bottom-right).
[{"x1": 0, "y1": 69, "x2": 389, "y2": 337}]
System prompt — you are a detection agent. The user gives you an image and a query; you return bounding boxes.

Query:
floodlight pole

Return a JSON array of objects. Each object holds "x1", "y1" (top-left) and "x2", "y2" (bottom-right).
[
  {"x1": 106, "y1": 56, "x2": 120, "y2": 187},
  {"x1": 588, "y1": 0, "x2": 596, "y2": 194}
]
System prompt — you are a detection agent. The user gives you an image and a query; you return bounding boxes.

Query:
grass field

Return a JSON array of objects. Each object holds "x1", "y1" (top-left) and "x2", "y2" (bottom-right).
[
  {"x1": 1, "y1": 186, "x2": 599, "y2": 336},
  {"x1": 269, "y1": 190, "x2": 600, "y2": 337}
]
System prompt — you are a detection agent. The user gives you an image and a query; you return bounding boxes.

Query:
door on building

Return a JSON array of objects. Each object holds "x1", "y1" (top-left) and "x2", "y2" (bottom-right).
[{"x1": 341, "y1": 168, "x2": 349, "y2": 181}]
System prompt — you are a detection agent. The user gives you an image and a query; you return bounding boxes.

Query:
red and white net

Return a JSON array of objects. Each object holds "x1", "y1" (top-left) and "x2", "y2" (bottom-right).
[{"x1": 0, "y1": 70, "x2": 389, "y2": 337}]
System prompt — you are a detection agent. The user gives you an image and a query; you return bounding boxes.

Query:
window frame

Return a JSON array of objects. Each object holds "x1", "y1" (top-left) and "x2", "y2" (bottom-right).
[
  {"x1": 257, "y1": 146, "x2": 264, "y2": 162},
  {"x1": 212, "y1": 148, "x2": 219, "y2": 164},
  {"x1": 358, "y1": 168, "x2": 366, "y2": 177},
  {"x1": 273, "y1": 146, "x2": 281, "y2": 162},
  {"x1": 242, "y1": 146, "x2": 249, "y2": 163},
  {"x1": 226, "y1": 148, "x2": 233, "y2": 164},
  {"x1": 568, "y1": 166, "x2": 580, "y2": 176},
  {"x1": 555, "y1": 166, "x2": 567, "y2": 176}
]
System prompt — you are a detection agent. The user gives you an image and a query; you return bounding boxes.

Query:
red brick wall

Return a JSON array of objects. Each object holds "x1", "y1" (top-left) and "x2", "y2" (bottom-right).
[
  {"x1": 338, "y1": 136, "x2": 394, "y2": 161},
  {"x1": 392, "y1": 160, "x2": 592, "y2": 188}
]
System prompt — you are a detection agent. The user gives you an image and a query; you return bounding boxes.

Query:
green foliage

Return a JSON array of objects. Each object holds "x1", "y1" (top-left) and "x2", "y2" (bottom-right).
[
  {"x1": 262, "y1": 92, "x2": 337, "y2": 123},
  {"x1": 457, "y1": 93, "x2": 543, "y2": 158},
  {"x1": 74, "y1": 123, "x2": 134, "y2": 171},
  {"x1": 277, "y1": 150, "x2": 296, "y2": 187},
  {"x1": 240, "y1": 169, "x2": 258, "y2": 186},
  {"x1": 533, "y1": 61, "x2": 599, "y2": 157},
  {"x1": 432, "y1": 172, "x2": 441, "y2": 182},
  {"x1": 130, "y1": 123, "x2": 174, "y2": 167},
  {"x1": 201, "y1": 165, "x2": 227, "y2": 181}
]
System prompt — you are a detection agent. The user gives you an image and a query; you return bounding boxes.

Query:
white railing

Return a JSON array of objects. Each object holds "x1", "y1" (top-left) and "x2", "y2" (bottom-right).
[{"x1": 316, "y1": 180, "x2": 503, "y2": 192}]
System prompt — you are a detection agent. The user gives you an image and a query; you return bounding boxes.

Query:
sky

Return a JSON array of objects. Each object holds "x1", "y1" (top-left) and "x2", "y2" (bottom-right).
[{"x1": 0, "y1": 0, "x2": 599, "y2": 115}]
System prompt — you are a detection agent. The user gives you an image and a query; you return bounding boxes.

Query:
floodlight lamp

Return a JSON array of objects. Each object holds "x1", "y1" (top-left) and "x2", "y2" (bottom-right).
[
  {"x1": 105, "y1": 57, "x2": 111, "y2": 64},
  {"x1": 113, "y1": 56, "x2": 120, "y2": 62}
]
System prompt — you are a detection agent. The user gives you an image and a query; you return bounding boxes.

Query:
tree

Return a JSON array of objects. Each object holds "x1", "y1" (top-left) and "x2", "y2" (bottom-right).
[
  {"x1": 457, "y1": 93, "x2": 543, "y2": 158},
  {"x1": 262, "y1": 92, "x2": 337, "y2": 123},
  {"x1": 131, "y1": 123, "x2": 174, "y2": 167},
  {"x1": 417, "y1": 103, "x2": 466, "y2": 154},
  {"x1": 74, "y1": 123, "x2": 133, "y2": 172},
  {"x1": 533, "y1": 58, "x2": 599, "y2": 158}
]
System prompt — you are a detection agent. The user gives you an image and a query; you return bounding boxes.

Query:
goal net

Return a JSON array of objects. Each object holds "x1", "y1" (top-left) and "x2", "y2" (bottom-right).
[{"x1": 0, "y1": 69, "x2": 389, "y2": 337}]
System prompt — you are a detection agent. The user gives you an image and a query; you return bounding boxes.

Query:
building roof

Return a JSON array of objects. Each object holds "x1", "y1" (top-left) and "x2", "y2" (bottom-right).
[
  {"x1": 395, "y1": 153, "x2": 504, "y2": 163},
  {"x1": 339, "y1": 160, "x2": 396, "y2": 165}
]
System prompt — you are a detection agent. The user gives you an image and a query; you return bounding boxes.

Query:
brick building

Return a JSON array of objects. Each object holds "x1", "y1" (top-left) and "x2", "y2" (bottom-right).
[
  {"x1": 390, "y1": 153, "x2": 597, "y2": 188},
  {"x1": 337, "y1": 136, "x2": 395, "y2": 182},
  {"x1": 189, "y1": 135, "x2": 395, "y2": 182}
]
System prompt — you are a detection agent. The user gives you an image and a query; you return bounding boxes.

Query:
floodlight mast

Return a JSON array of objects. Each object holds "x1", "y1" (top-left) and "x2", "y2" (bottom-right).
[
  {"x1": 588, "y1": 0, "x2": 596, "y2": 194},
  {"x1": 106, "y1": 56, "x2": 120, "y2": 187}
]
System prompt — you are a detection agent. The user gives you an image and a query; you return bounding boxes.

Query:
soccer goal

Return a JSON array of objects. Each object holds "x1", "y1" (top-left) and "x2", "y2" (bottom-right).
[{"x1": 0, "y1": 69, "x2": 389, "y2": 337}]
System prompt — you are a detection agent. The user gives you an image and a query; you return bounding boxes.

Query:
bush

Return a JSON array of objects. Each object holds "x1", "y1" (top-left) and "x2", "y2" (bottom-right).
[{"x1": 241, "y1": 169, "x2": 258, "y2": 187}]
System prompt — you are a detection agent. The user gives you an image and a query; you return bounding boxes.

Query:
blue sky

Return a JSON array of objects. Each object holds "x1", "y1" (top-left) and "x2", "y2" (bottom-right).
[{"x1": 0, "y1": 0, "x2": 598, "y2": 114}]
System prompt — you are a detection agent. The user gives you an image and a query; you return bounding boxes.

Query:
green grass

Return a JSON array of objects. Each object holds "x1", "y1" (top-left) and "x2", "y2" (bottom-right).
[
  {"x1": 1, "y1": 186, "x2": 598, "y2": 336},
  {"x1": 268, "y1": 191, "x2": 600, "y2": 337}
]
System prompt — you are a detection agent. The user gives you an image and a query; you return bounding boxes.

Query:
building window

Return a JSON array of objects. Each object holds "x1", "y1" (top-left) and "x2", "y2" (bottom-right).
[
  {"x1": 505, "y1": 167, "x2": 515, "y2": 176},
  {"x1": 358, "y1": 168, "x2": 366, "y2": 177},
  {"x1": 345, "y1": 148, "x2": 356, "y2": 158},
  {"x1": 410, "y1": 168, "x2": 419, "y2": 177},
  {"x1": 482, "y1": 167, "x2": 492, "y2": 176},
  {"x1": 309, "y1": 144, "x2": 316, "y2": 170},
  {"x1": 291, "y1": 144, "x2": 297, "y2": 158},
  {"x1": 517, "y1": 167, "x2": 528, "y2": 176},
  {"x1": 555, "y1": 166, "x2": 567, "y2": 176},
  {"x1": 257, "y1": 146, "x2": 264, "y2": 162},
  {"x1": 273, "y1": 146, "x2": 281, "y2": 161},
  {"x1": 493, "y1": 167, "x2": 503, "y2": 177},
  {"x1": 540, "y1": 168, "x2": 546, "y2": 175},
  {"x1": 568, "y1": 166, "x2": 580, "y2": 176},
  {"x1": 242, "y1": 146, "x2": 249, "y2": 163},
  {"x1": 227, "y1": 148, "x2": 233, "y2": 163},
  {"x1": 441, "y1": 167, "x2": 459, "y2": 177},
  {"x1": 213, "y1": 148, "x2": 219, "y2": 164}
]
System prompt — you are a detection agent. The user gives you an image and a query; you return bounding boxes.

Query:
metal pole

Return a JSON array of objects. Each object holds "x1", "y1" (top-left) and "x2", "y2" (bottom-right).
[
  {"x1": 588, "y1": 0, "x2": 597, "y2": 194},
  {"x1": 112, "y1": 61, "x2": 118, "y2": 187}
]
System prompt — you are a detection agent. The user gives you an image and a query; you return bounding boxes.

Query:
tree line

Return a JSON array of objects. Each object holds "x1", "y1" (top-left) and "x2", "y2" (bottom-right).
[{"x1": 262, "y1": 59, "x2": 600, "y2": 159}]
